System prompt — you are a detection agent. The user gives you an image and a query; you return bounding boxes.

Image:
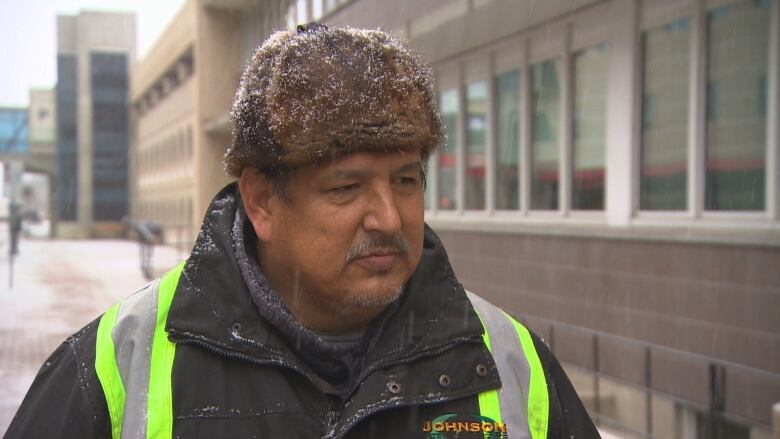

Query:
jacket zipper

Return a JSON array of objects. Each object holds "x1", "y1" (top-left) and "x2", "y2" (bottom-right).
[
  {"x1": 167, "y1": 331, "x2": 334, "y2": 415},
  {"x1": 169, "y1": 330, "x2": 485, "y2": 439},
  {"x1": 334, "y1": 334, "x2": 485, "y2": 439}
]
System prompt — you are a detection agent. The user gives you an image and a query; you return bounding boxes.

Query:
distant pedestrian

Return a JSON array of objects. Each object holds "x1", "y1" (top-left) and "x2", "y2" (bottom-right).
[{"x1": 9, "y1": 202, "x2": 22, "y2": 256}]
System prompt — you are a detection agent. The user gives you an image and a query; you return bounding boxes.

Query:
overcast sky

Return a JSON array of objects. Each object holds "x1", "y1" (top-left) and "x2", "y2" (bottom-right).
[{"x1": 0, "y1": 0, "x2": 186, "y2": 106}]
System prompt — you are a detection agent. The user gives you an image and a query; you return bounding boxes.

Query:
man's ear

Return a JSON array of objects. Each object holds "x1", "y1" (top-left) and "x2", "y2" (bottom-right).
[{"x1": 239, "y1": 168, "x2": 275, "y2": 242}]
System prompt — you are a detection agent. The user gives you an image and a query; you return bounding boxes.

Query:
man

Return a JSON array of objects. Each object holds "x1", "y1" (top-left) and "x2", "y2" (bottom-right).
[{"x1": 7, "y1": 24, "x2": 598, "y2": 438}]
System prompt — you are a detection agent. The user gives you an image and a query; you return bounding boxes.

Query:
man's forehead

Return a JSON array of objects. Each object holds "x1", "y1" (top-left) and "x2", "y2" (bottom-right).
[{"x1": 313, "y1": 151, "x2": 422, "y2": 177}]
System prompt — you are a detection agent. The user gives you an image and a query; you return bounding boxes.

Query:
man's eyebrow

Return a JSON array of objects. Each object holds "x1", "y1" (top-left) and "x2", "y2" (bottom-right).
[
  {"x1": 326, "y1": 160, "x2": 422, "y2": 179},
  {"x1": 395, "y1": 161, "x2": 422, "y2": 174},
  {"x1": 328, "y1": 169, "x2": 369, "y2": 180}
]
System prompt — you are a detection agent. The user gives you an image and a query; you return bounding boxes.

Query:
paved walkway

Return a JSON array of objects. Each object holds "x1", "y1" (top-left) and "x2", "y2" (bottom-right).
[
  {"x1": 0, "y1": 228, "x2": 628, "y2": 438},
  {"x1": 0, "y1": 230, "x2": 183, "y2": 434}
]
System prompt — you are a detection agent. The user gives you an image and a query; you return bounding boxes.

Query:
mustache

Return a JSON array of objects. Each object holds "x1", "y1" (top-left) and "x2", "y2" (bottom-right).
[{"x1": 345, "y1": 233, "x2": 410, "y2": 264}]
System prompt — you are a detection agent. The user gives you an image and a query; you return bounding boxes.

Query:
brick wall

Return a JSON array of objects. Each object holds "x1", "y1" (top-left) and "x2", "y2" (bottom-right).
[{"x1": 435, "y1": 229, "x2": 780, "y2": 426}]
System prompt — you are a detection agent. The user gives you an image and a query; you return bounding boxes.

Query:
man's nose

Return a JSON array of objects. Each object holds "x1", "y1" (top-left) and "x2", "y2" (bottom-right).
[{"x1": 363, "y1": 183, "x2": 402, "y2": 234}]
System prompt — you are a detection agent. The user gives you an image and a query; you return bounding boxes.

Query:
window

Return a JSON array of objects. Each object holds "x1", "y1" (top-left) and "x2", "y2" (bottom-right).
[
  {"x1": 640, "y1": 18, "x2": 690, "y2": 210},
  {"x1": 531, "y1": 59, "x2": 561, "y2": 210},
  {"x1": 312, "y1": 0, "x2": 323, "y2": 19},
  {"x1": 296, "y1": 0, "x2": 308, "y2": 25},
  {"x1": 91, "y1": 52, "x2": 129, "y2": 221},
  {"x1": 496, "y1": 70, "x2": 521, "y2": 210},
  {"x1": 572, "y1": 43, "x2": 608, "y2": 210},
  {"x1": 705, "y1": 0, "x2": 769, "y2": 211},
  {"x1": 287, "y1": 3, "x2": 296, "y2": 29},
  {"x1": 465, "y1": 81, "x2": 488, "y2": 210},
  {"x1": 319, "y1": 0, "x2": 348, "y2": 17},
  {"x1": 438, "y1": 89, "x2": 459, "y2": 210},
  {"x1": 427, "y1": 0, "x2": 775, "y2": 225},
  {"x1": 323, "y1": 0, "x2": 343, "y2": 15},
  {"x1": 0, "y1": 109, "x2": 28, "y2": 153}
]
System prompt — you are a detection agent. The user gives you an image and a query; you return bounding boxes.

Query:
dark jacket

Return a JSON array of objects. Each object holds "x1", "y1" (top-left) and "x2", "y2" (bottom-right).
[{"x1": 6, "y1": 184, "x2": 599, "y2": 438}]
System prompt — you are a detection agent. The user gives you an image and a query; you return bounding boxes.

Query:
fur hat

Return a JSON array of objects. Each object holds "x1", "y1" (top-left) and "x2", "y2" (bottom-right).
[{"x1": 225, "y1": 23, "x2": 443, "y2": 176}]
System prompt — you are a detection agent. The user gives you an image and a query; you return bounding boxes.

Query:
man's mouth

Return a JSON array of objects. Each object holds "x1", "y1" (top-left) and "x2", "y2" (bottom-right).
[
  {"x1": 345, "y1": 234, "x2": 410, "y2": 266},
  {"x1": 352, "y1": 251, "x2": 400, "y2": 271}
]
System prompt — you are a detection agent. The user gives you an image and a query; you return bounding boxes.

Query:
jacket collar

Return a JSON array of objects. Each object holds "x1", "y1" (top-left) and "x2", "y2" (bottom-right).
[{"x1": 166, "y1": 182, "x2": 485, "y2": 372}]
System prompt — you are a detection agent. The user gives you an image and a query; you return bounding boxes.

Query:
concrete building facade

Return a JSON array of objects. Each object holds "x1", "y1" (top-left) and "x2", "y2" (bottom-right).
[
  {"x1": 25, "y1": 89, "x2": 57, "y2": 234},
  {"x1": 315, "y1": 0, "x2": 779, "y2": 437},
  {"x1": 55, "y1": 11, "x2": 135, "y2": 238},
  {"x1": 130, "y1": 0, "x2": 270, "y2": 247},
  {"x1": 27, "y1": 89, "x2": 57, "y2": 177},
  {"x1": 0, "y1": 106, "x2": 28, "y2": 215},
  {"x1": 132, "y1": 0, "x2": 779, "y2": 437},
  {"x1": 0, "y1": 90, "x2": 56, "y2": 230}
]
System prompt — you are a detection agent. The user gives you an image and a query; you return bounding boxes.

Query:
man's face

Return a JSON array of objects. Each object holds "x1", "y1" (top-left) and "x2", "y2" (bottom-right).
[{"x1": 252, "y1": 150, "x2": 425, "y2": 331}]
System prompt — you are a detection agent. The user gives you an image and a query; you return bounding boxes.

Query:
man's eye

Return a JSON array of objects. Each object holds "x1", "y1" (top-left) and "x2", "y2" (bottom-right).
[
  {"x1": 396, "y1": 176, "x2": 419, "y2": 186},
  {"x1": 330, "y1": 183, "x2": 359, "y2": 193}
]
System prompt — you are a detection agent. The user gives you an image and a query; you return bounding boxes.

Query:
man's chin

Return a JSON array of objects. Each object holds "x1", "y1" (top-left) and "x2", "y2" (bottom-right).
[{"x1": 339, "y1": 284, "x2": 404, "y2": 313}]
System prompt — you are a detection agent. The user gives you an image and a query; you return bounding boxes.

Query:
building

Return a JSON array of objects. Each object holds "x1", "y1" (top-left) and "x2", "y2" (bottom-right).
[
  {"x1": 0, "y1": 106, "x2": 28, "y2": 213},
  {"x1": 55, "y1": 11, "x2": 136, "y2": 238},
  {"x1": 323, "y1": 0, "x2": 779, "y2": 437},
  {"x1": 27, "y1": 89, "x2": 57, "y2": 175},
  {"x1": 25, "y1": 88, "x2": 57, "y2": 234},
  {"x1": 0, "y1": 91, "x2": 56, "y2": 231},
  {"x1": 130, "y1": 0, "x2": 282, "y2": 247},
  {"x1": 133, "y1": 0, "x2": 779, "y2": 437},
  {"x1": 0, "y1": 107, "x2": 28, "y2": 156}
]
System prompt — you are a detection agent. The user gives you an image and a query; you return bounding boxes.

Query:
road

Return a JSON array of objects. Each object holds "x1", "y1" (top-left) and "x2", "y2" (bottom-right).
[{"x1": 0, "y1": 231, "x2": 183, "y2": 434}]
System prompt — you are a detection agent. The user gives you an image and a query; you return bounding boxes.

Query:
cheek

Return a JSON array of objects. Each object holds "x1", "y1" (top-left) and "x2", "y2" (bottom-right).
[
  {"x1": 401, "y1": 204, "x2": 425, "y2": 259},
  {"x1": 286, "y1": 209, "x2": 356, "y2": 267},
  {"x1": 401, "y1": 197, "x2": 425, "y2": 228}
]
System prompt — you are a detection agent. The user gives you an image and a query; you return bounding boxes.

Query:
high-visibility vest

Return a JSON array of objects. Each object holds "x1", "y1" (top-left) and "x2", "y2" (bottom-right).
[
  {"x1": 95, "y1": 261, "x2": 183, "y2": 439},
  {"x1": 95, "y1": 263, "x2": 549, "y2": 439},
  {"x1": 467, "y1": 291, "x2": 549, "y2": 439}
]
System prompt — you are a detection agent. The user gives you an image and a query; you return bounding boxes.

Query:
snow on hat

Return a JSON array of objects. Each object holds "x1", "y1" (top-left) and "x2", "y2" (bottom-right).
[{"x1": 225, "y1": 23, "x2": 444, "y2": 177}]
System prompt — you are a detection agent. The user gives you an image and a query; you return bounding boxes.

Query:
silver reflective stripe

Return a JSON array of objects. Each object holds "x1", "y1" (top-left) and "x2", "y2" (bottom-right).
[
  {"x1": 467, "y1": 291, "x2": 532, "y2": 439},
  {"x1": 111, "y1": 280, "x2": 161, "y2": 438}
]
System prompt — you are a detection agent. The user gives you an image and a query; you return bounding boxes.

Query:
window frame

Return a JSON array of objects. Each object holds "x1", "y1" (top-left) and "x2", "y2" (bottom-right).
[
  {"x1": 420, "y1": 0, "x2": 778, "y2": 244},
  {"x1": 633, "y1": 0, "x2": 778, "y2": 222},
  {"x1": 427, "y1": 17, "x2": 609, "y2": 220}
]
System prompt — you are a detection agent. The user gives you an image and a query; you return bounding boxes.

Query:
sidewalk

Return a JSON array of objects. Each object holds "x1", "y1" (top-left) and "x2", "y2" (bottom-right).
[
  {"x1": 0, "y1": 233, "x2": 183, "y2": 434},
  {"x1": 0, "y1": 231, "x2": 629, "y2": 438}
]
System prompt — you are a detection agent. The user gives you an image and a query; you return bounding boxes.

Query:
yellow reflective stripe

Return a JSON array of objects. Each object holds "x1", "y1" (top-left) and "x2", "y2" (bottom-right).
[
  {"x1": 146, "y1": 261, "x2": 185, "y2": 439},
  {"x1": 477, "y1": 389, "x2": 502, "y2": 438},
  {"x1": 95, "y1": 302, "x2": 125, "y2": 439},
  {"x1": 479, "y1": 315, "x2": 493, "y2": 353},
  {"x1": 473, "y1": 308, "x2": 504, "y2": 437},
  {"x1": 505, "y1": 311, "x2": 549, "y2": 439}
]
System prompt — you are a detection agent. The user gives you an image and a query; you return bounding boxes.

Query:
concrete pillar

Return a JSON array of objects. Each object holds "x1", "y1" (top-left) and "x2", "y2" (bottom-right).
[
  {"x1": 674, "y1": 403, "x2": 696, "y2": 439},
  {"x1": 604, "y1": 0, "x2": 639, "y2": 226}
]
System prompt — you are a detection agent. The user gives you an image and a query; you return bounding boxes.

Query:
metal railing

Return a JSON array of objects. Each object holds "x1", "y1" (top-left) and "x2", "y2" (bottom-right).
[
  {"x1": 514, "y1": 313, "x2": 779, "y2": 438},
  {"x1": 125, "y1": 219, "x2": 193, "y2": 279}
]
